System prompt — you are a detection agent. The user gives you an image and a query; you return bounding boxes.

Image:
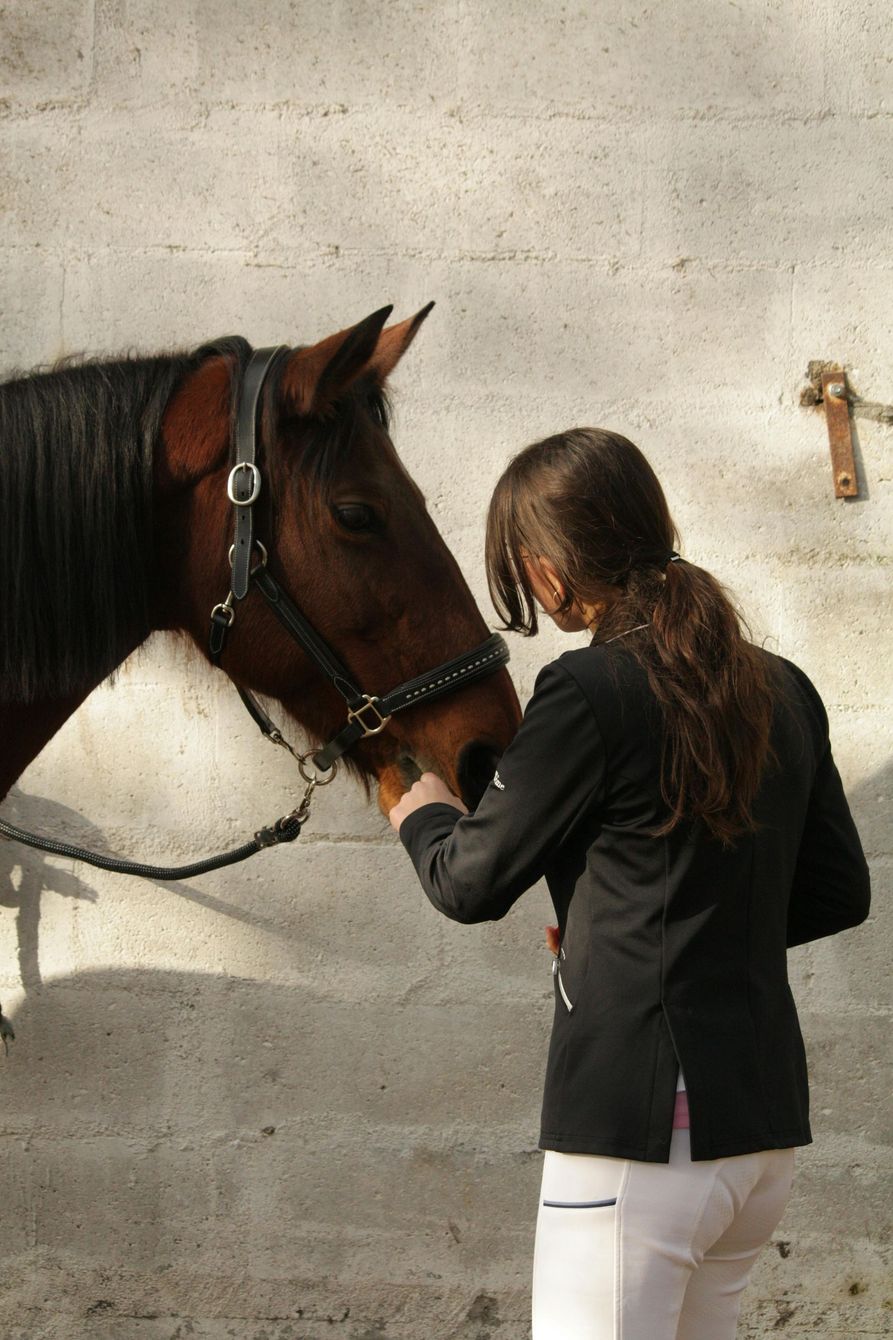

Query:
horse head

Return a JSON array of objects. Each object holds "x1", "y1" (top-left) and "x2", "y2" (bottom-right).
[{"x1": 156, "y1": 306, "x2": 521, "y2": 813}]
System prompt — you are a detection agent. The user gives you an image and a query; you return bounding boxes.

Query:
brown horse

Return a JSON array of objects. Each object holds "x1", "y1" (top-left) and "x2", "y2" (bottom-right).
[{"x1": 0, "y1": 304, "x2": 520, "y2": 825}]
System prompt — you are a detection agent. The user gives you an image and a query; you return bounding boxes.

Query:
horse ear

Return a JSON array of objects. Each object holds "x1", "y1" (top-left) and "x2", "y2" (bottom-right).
[
  {"x1": 159, "y1": 354, "x2": 232, "y2": 488},
  {"x1": 367, "y1": 301, "x2": 435, "y2": 382},
  {"x1": 280, "y1": 305, "x2": 394, "y2": 417}
]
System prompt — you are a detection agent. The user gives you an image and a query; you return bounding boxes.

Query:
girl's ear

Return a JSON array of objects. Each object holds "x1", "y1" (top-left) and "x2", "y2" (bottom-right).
[
  {"x1": 529, "y1": 555, "x2": 564, "y2": 602},
  {"x1": 279, "y1": 305, "x2": 394, "y2": 418},
  {"x1": 523, "y1": 555, "x2": 564, "y2": 610}
]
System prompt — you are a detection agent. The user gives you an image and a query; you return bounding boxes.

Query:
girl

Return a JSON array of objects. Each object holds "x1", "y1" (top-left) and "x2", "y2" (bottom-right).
[{"x1": 388, "y1": 427, "x2": 870, "y2": 1340}]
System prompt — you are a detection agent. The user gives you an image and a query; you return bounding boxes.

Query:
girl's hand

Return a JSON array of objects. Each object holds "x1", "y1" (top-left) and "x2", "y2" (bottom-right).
[{"x1": 388, "y1": 771, "x2": 468, "y2": 832}]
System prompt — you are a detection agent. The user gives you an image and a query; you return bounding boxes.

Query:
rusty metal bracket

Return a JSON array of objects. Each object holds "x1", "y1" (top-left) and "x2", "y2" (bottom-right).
[
  {"x1": 799, "y1": 362, "x2": 868, "y2": 499},
  {"x1": 820, "y1": 371, "x2": 858, "y2": 498}
]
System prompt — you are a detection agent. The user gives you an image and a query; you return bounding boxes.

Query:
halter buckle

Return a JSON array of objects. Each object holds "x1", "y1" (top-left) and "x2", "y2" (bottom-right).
[
  {"x1": 227, "y1": 462, "x2": 262, "y2": 506},
  {"x1": 347, "y1": 695, "x2": 392, "y2": 737}
]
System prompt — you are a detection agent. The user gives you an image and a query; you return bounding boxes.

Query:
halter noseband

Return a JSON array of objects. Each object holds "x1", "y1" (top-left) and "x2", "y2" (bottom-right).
[{"x1": 208, "y1": 345, "x2": 510, "y2": 777}]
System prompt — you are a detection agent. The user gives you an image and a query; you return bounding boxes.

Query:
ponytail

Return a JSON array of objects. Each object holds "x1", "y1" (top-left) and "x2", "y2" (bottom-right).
[{"x1": 641, "y1": 556, "x2": 778, "y2": 845}]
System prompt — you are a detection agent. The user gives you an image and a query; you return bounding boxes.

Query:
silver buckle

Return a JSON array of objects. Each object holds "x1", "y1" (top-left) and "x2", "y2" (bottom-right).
[
  {"x1": 227, "y1": 462, "x2": 262, "y2": 506},
  {"x1": 347, "y1": 695, "x2": 392, "y2": 737}
]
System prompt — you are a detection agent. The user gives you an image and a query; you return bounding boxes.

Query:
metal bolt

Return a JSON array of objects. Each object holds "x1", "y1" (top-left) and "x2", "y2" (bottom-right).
[
  {"x1": 827, "y1": 382, "x2": 846, "y2": 398},
  {"x1": 837, "y1": 472, "x2": 852, "y2": 487}
]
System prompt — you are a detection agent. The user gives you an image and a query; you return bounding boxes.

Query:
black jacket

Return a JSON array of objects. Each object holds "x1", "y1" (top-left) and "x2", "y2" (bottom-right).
[{"x1": 398, "y1": 641, "x2": 871, "y2": 1162}]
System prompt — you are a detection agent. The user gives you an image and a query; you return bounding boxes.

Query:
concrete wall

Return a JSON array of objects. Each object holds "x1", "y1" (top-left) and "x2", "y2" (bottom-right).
[{"x1": 1, "y1": 2, "x2": 890, "y2": 1337}]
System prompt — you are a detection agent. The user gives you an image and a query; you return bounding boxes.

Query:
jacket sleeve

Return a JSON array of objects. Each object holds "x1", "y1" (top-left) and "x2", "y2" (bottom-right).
[
  {"x1": 785, "y1": 666, "x2": 871, "y2": 948},
  {"x1": 397, "y1": 659, "x2": 606, "y2": 924}
]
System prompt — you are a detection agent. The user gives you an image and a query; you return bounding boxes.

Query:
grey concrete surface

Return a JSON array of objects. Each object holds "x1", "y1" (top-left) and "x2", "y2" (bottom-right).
[{"x1": 1, "y1": 2, "x2": 891, "y2": 1336}]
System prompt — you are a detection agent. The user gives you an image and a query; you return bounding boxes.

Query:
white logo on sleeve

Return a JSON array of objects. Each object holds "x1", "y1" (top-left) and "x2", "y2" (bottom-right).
[{"x1": 493, "y1": 770, "x2": 505, "y2": 790}]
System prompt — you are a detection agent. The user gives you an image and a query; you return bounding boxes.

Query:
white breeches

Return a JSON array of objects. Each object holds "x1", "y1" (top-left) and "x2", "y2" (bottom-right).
[{"x1": 532, "y1": 1128, "x2": 795, "y2": 1340}]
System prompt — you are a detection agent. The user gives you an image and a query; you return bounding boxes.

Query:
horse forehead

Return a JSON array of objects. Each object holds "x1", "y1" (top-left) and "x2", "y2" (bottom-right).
[
  {"x1": 365, "y1": 447, "x2": 424, "y2": 499},
  {"x1": 317, "y1": 428, "x2": 425, "y2": 503}
]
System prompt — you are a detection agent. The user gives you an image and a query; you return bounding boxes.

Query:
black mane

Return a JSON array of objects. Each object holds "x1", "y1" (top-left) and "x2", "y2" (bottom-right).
[{"x1": 0, "y1": 340, "x2": 245, "y2": 703}]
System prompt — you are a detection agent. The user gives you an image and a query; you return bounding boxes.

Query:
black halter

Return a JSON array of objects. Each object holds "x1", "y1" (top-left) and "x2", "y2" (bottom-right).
[
  {"x1": 208, "y1": 345, "x2": 510, "y2": 776},
  {"x1": 0, "y1": 343, "x2": 510, "y2": 889}
]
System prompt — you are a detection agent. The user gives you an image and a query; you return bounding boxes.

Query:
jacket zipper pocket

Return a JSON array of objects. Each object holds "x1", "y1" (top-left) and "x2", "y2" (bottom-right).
[{"x1": 552, "y1": 948, "x2": 574, "y2": 1013}]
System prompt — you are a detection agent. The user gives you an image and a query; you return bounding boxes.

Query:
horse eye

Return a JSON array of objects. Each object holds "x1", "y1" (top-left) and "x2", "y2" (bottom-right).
[{"x1": 333, "y1": 503, "x2": 379, "y2": 533}]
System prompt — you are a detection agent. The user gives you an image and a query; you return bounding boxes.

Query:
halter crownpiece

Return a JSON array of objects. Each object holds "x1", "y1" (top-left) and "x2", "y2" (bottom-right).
[{"x1": 230, "y1": 345, "x2": 290, "y2": 601}]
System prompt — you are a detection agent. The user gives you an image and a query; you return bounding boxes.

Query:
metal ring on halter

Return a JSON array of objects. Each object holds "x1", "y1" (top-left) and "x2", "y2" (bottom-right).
[
  {"x1": 297, "y1": 752, "x2": 339, "y2": 787},
  {"x1": 228, "y1": 540, "x2": 268, "y2": 572},
  {"x1": 227, "y1": 462, "x2": 262, "y2": 506}
]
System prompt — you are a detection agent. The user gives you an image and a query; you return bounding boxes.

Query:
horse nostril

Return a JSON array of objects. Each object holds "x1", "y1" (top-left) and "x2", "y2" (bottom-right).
[{"x1": 457, "y1": 740, "x2": 502, "y2": 811}]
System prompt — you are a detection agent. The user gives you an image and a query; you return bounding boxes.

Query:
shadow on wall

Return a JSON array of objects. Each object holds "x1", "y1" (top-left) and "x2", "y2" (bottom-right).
[
  {"x1": 0, "y1": 786, "x2": 312, "y2": 1000},
  {"x1": 0, "y1": 756, "x2": 887, "y2": 1326},
  {"x1": 0, "y1": 787, "x2": 104, "y2": 991},
  {"x1": 0, "y1": 970, "x2": 343, "y2": 1327},
  {"x1": 0, "y1": 963, "x2": 547, "y2": 1327},
  {"x1": 849, "y1": 755, "x2": 891, "y2": 872},
  {"x1": 809, "y1": 752, "x2": 891, "y2": 1005}
]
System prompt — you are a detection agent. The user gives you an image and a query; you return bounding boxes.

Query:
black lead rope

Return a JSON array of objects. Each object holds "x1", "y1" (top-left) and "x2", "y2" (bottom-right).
[{"x1": 0, "y1": 807, "x2": 307, "y2": 883}]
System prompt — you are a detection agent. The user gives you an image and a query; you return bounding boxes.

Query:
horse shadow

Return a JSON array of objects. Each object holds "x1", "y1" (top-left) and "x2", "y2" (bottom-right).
[
  {"x1": 0, "y1": 785, "x2": 312, "y2": 1006},
  {"x1": 0, "y1": 787, "x2": 103, "y2": 993}
]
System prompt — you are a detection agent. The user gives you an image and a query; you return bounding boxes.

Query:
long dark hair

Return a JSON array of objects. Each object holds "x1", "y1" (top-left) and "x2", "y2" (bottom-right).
[{"x1": 485, "y1": 427, "x2": 780, "y2": 847}]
